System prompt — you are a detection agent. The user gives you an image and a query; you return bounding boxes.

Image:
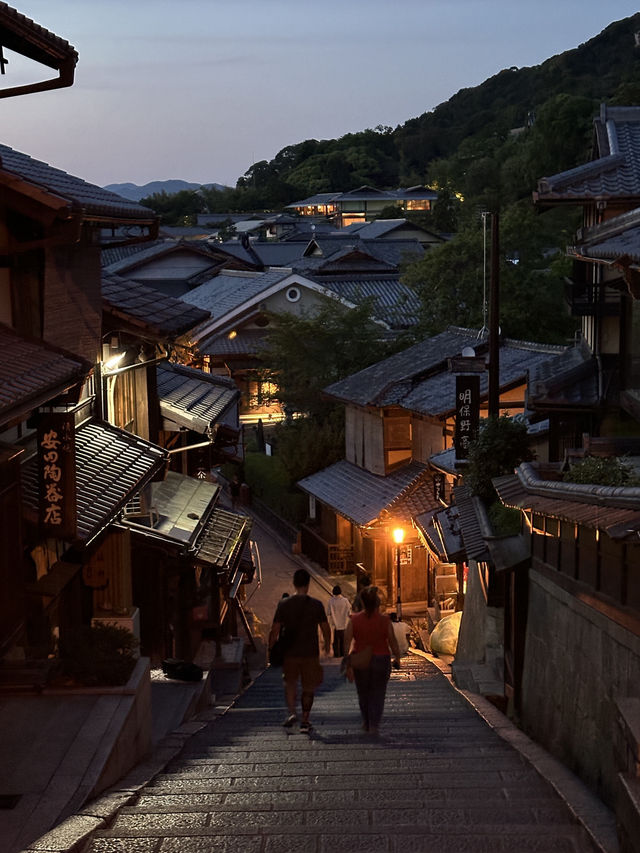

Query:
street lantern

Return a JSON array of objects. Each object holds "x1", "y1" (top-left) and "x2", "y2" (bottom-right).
[{"x1": 392, "y1": 527, "x2": 404, "y2": 620}]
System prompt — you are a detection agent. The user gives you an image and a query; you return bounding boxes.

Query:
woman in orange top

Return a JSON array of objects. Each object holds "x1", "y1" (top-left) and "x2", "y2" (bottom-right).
[{"x1": 344, "y1": 586, "x2": 401, "y2": 734}]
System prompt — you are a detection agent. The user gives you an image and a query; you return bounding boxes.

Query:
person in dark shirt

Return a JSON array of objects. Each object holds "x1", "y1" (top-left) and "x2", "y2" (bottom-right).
[{"x1": 268, "y1": 568, "x2": 330, "y2": 733}]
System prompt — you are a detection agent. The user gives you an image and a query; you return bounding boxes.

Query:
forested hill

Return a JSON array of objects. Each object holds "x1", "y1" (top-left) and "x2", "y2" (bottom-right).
[{"x1": 185, "y1": 12, "x2": 640, "y2": 214}]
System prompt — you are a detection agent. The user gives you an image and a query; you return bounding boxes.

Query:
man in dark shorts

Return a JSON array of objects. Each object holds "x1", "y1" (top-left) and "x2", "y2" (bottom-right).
[{"x1": 268, "y1": 568, "x2": 331, "y2": 733}]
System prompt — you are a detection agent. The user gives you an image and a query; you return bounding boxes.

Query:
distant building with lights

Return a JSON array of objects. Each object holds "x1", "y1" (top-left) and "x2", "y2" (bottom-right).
[{"x1": 286, "y1": 185, "x2": 438, "y2": 227}]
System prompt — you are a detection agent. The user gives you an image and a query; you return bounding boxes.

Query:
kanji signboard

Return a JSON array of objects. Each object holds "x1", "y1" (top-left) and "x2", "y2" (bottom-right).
[
  {"x1": 454, "y1": 374, "x2": 480, "y2": 460},
  {"x1": 38, "y1": 412, "x2": 76, "y2": 539}
]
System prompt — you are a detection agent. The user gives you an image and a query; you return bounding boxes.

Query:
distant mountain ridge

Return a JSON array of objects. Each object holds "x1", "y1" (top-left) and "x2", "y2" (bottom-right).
[{"x1": 103, "y1": 179, "x2": 228, "y2": 201}]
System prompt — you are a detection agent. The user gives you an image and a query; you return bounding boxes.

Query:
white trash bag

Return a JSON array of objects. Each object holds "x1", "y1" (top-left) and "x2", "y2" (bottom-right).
[{"x1": 429, "y1": 611, "x2": 462, "y2": 656}]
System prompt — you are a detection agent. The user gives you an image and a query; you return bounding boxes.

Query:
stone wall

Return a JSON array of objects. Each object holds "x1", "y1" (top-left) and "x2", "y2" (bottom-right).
[{"x1": 522, "y1": 569, "x2": 640, "y2": 806}]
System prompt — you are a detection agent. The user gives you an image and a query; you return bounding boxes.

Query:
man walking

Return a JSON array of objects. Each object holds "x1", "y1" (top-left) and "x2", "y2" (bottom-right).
[
  {"x1": 268, "y1": 568, "x2": 331, "y2": 733},
  {"x1": 327, "y1": 584, "x2": 351, "y2": 657}
]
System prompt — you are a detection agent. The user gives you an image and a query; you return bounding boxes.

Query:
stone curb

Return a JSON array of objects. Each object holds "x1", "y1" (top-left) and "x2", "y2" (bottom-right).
[{"x1": 413, "y1": 648, "x2": 620, "y2": 853}]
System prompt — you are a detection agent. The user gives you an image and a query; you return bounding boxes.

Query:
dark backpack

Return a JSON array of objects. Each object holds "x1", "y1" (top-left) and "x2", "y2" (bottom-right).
[{"x1": 162, "y1": 658, "x2": 203, "y2": 682}]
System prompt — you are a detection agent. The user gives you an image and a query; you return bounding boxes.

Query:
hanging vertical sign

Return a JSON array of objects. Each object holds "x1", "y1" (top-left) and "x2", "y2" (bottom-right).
[
  {"x1": 38, "y1": 411, "x2": 77, "y2": 539},
  {"x1": 454, "y1": 374, "x2": 480, "y2": 459},
  {"x1": 433, "y1": 472, "x2": 445, "y2": 502}
]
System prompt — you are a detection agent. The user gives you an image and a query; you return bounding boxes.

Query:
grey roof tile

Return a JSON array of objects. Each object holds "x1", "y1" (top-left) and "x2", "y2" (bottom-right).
[
  {"x1": 220, "y1": 242, "x2": 306, "y2": 267},
  {"x1": 323, "y1": 327, "x2": 482, "y2": 407},
  {"x1": 157, "y1": 361, "x2": 239, "y2": 433},
  {"x1": 297, "y1": 459, "x2": 428, "y2": 527},
  {"x1": 493, "y1": 463, "x2": 640, "y2": 540},
  {"x1": 324, "y1": 328, "x2": 564, "y2": 415},
  {"x1": 198, "y1": 328, "x2": 267, "y2": 357},
  {"x1": 315, "y1": 275, "x2": 420, "y2": 328},
  {"x1": 415, "y1": 503, "x2": 467, "y2": 562},
  {"x1": 0, "y1": 323, "x2": 90, "y2": 427},
  {"x1": 101, "y1": 239, "x2": 167, "y2": 268},
  {"x1": 181, "y1": 269, "x2": 291, "y2": 317},
  {"x1": 22, "y1": 419, "x2": 168, "y2": 544},
  {"x1": 0, "y1": 143, "x2": 156, "y2": 221},
  {"x1": 535, "y1": 105, "x2": 640, "y2": 204},
  {"x1": 528, "y1": 339, "x2": 599, "y2": 409},
  {"x1": 569, "y1": 206, "x2": 640, "y2": 265},
  {"x1": 102, "y1": 272, "x2": 210, "y2": 337}
]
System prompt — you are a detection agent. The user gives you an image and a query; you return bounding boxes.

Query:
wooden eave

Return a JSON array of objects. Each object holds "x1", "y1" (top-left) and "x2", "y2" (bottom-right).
[
  {"x1": 0, "y1": 170, "x2": 71, "y2": 216},
  {"x1": 0, "y1": 173, "x2": 158, "y2": 248},
  {"x1": 0, "y1": 3, "x2": 78, "y2": 98}
]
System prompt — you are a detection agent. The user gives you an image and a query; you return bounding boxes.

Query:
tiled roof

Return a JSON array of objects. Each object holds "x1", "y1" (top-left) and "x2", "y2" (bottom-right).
[
  {"x1": 21, "y1": 419, "x2": 168, "y2": 544},
  {"x1": 101, "y1": 240, "x2": 167, "y2": 269},
  {"x1": 535, "y1": 105, "x2": 640, "y2": 205},
  {"x1": 343, "y1": 220, "x2": 408, "y2": 238},
  {"x1": 0, "y1": 143, "x2": 156, "y2": 222},
  {"x1": 296, "y1": 238, "x2": 424, "y2": 272},
  {"x1": 102, "y1": 272, "x2": 210, "y2": 337},
  {"x1": 568, "y1": 206, "x2": 640, "y2": 265},
  {"x1": 102, "y1": 240, "x2": 182, "y2": 272},
  {"x1": 218, "y1": 241, "x2": 305, "y2": 267},
  {"x1": 399, "y1": 340, "x2": 563, "y2": 417},
  {"x1": 181, "y1": 269, "x2": 292, "y2": 317},
  {"x1": 0, "y1": 323, "x2": 90, "y2": 427},
  {"x1": 297, "y1": 459, "x2": 428, "y2": 527},
  {"x1": 451, "y1": 485, "x2": 491, "y2": 562},
  {"x1": 286, "y1": 192, "x2": 341, "y2": 208},
  {"x1": 157, "y1": 362, "x2": 239, "y2": 433},
  {"x1": 102, "y1": 238, "x2": 227, "y2": 275},
  {"x1": 198, "y1": 328, "x2": 267, "y2": 357},
  {"x1": 0, "y1": 2, "x2": 77, "y2": 93},
  {"x1": 493, "y1": 462, "x2": 640, "y2": 541},
  {"x1": 324, "y1": 327, "x2": 478, "y2": 406},
  {"x1": 391, "y1": 475, "x2": 440, "y2": 522},
  {"x1": 415, "y1": 503, "x2": 466, "y2": 562},
  {"x1": 324, "y1": 328, "x2": 564, "y2": 415},
  {"x1": 315, "y1": 276, "x2": 420, "y2": 328},
  {"x1": 528, "y1": 338, "x2": 599, "y2": 410},
  {"x1": 288, "y1": 186, "x2": 437, "y2": 206}
]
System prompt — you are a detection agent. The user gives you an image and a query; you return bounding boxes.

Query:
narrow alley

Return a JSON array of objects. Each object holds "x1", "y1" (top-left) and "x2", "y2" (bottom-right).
[{"x1": 77, "y1": 653, "x2": 609, "y2": 853}]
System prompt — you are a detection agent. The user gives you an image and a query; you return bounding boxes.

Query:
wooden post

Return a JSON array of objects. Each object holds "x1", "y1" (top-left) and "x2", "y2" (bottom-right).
[{"x1": 488, "y1": 211, "x2": 500, "y2": 419}]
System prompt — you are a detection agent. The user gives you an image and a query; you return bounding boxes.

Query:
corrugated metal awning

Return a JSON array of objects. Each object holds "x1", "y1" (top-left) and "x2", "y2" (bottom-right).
[{"x1": 195, "y1": 506, "x2": 252, "y2": 570}]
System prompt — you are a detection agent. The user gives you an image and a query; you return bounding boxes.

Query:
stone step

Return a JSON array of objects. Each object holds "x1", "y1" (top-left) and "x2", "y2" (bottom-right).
[
  {"x1": 90, "y1": 825, "x2": 594, "y2": 853},
  {"x1": 113, "y1": 801, "x2": 585, "y2": 825}
]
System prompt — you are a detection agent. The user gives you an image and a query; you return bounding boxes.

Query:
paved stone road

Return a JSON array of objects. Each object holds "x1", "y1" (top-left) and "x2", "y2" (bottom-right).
[{"x1": 81, "y1": 654, "x2": 602, "y2": 853}]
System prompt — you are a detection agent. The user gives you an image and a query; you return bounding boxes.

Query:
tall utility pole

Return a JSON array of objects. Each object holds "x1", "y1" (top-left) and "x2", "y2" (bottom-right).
[{"x1": 488, "y1": 211, "x2": 500, "y2": 419}]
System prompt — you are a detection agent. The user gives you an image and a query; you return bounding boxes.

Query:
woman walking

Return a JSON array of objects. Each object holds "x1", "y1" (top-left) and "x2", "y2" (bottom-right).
[{"x1": 344, "y1": 586, "x2": 401, "y2": 735}]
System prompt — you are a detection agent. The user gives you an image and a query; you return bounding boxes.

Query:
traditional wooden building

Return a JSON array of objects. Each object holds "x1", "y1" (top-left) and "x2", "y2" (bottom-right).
[
  {"x1": 181, "y1": 264, "x2": 420, "y2": 424},
  {"x1": 532, "y1": 104, "x2": 640, "y2": 456},
  {"x1": 297, "y1": 327, "x2": 564, "y2": 610},
  {"x1": 286, "y1": 185, "x2": 438, "y2": 227},
  {"x1": 0, "y1": 140, "x2": 163, "y2": 663}
]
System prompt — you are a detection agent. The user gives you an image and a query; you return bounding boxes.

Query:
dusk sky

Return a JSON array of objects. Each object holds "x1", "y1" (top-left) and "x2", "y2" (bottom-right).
[{"x1": 2, "y1": 1, "x2": 639, "y2": 189}]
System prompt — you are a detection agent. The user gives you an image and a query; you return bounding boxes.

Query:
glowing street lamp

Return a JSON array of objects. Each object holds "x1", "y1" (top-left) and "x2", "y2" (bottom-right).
[{"x1": 392, "y1": 527, "x2": 404, "y2": 620}]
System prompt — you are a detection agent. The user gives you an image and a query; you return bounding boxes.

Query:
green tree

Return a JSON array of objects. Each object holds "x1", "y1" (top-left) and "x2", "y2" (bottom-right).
[
  {"x1": 401, "y1": 203, "x2": 579, "y2": 343},
  {"x1": 465, "y1": 415, "x2": 533, "y2": 504},
  {"x1": 260, "y1": 300, "x2": 396, "y2": 421},
  {"x1": 562, "y1": 456, "x2": 640, "y2": 486},
  {"x1": 270, "y1": 410, "x2": 346, "y2": 485},
  {"x1": 139, "y1": 189, "x2": 206, "y2": 225}
]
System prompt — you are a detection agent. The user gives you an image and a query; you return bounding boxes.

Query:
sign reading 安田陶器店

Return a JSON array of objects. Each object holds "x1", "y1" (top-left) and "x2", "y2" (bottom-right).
[{"x1": 38, "y1": 411, "x2": 77, "y2": 539}]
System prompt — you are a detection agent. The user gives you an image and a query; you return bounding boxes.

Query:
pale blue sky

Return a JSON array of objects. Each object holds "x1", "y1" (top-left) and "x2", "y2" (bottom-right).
[{"x1": 2, "y1": 1, "x2": 639, "y2": 187}]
